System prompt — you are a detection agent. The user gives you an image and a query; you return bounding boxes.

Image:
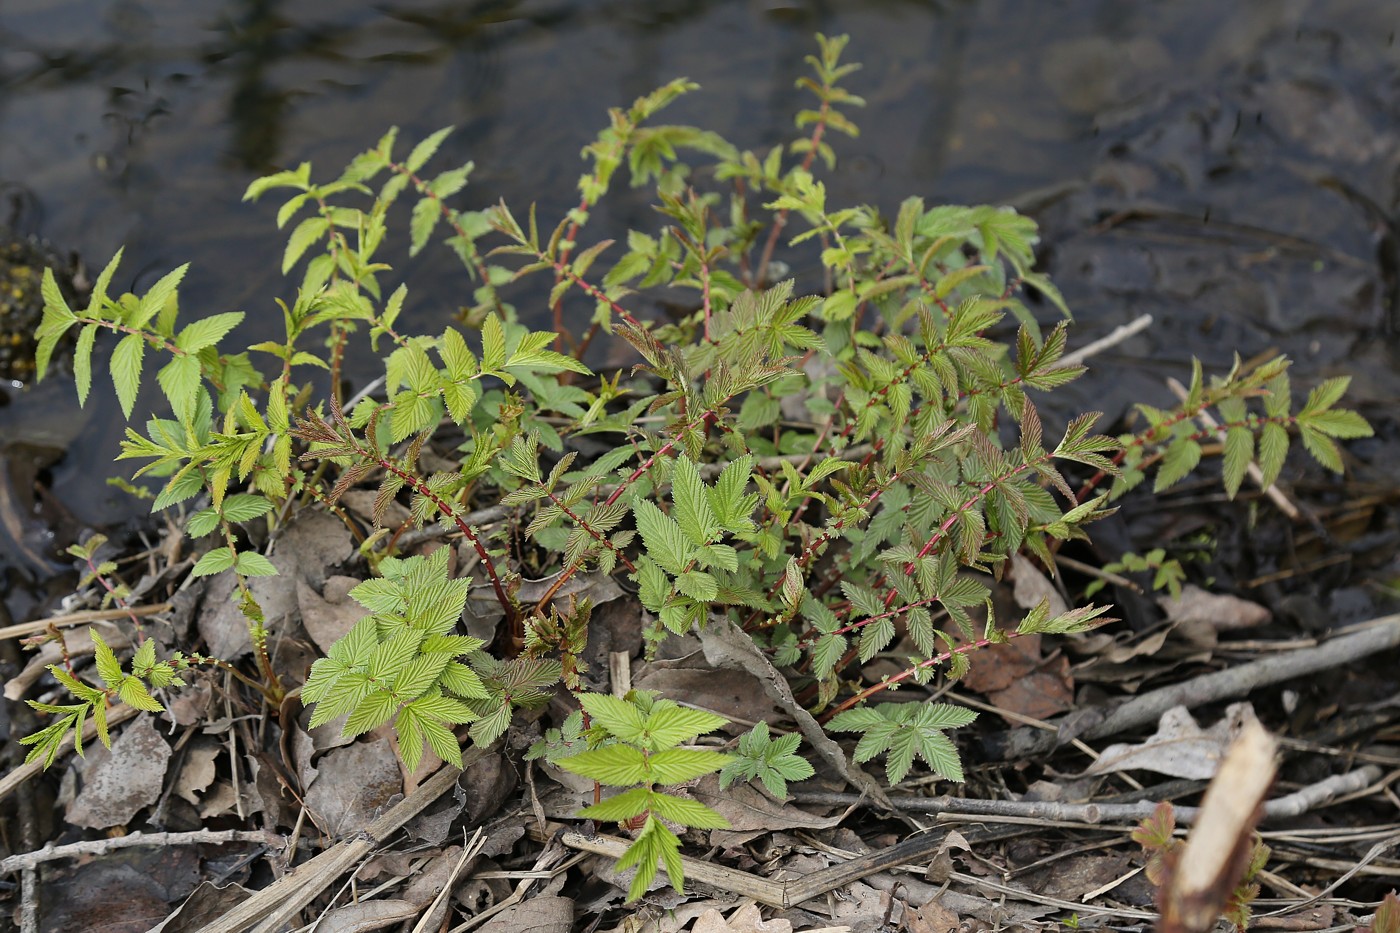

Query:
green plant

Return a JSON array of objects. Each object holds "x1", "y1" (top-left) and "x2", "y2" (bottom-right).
[
  {"x1": 22, "y1": 32, "x2": 1372, "y2": 901},
  {"x1": 553, "y1": 691, "x2": 732, "y2": 900},
  {"x1": 719, "y1": 721, "x2": 815, "y2": 798},
  {"x1": 1084, "y1": 547, "x2": 1189, "y2": 600},
  {"x1": 828, "y1": 700, "x2": 977, "y2": 784},
  {"x1": 1133, "y1": 801, "x2": 1270, "y2": 932}
]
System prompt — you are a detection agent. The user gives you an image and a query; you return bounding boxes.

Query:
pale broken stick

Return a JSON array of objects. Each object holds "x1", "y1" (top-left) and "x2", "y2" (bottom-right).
[
  {"x1": 1165, "y1": 376, "x2": 1301, "y2": 521},
  {"x1": 987, "y1": 614, "x2": 1400, "y2": 760},
  {"x1": 1058, "y1": 313, "x2": 1154, "y2": 368},
  {"x1": 1159, "y1": 719, "x2": 1278, "y2": 933},
  {"x1": 0, "y1": 603, "x2": 171, "y2": 641},
  {"x1": 202, "y1": 749, "x2": 486, "y2": 933}
]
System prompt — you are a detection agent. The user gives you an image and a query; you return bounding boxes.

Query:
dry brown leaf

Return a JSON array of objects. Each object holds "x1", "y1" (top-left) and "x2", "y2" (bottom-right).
[
  {"x1": 298, "y1": 575, "x2": 365, "y2": 654},
  {"x1": 174, "y1": 738, "x2": 220, "y2": 804},
  {"x1": 1011, "y1": 554, "x2": 1069, "y2": 616},
  {"x1": 693, "y1": 902, "x2": 793, "y2": 933},
  {"x1": 825, "y1": 881, "x2": 892, "y2": 932},
  {"x1": 313, "y1": 899, "x2": 419, "y2": 933},
  {"x1": 198, "y1": 781, "x2": 238, "y2": 819},
  {"x1": 1159, "y1": 585, "x2": 1271, "y2": 631},
  {"x1": 43, "y1": 861, "x2": 172, "y2": 933},
  {"x1": 1083, "y1": 702, "x2": 1259, "y2": 780},
  {"x1": 634, "y1": 665, "x2": 788, "y2": 725},
  {"x1": 904, "y1": 900, "x2": 959, "y2": 933},
  {"x1": 201, "y1": 509, "x2": 355, "y2": 658},
  {"x1": 66, "y1": 714, "x2": 172, "y2": 829},
  {"x1": 304, "y1": 737, "x2": 403, "y2": 837},
  {"x1": 923, "y1": 830, "x2": 971, "y2": 884},
  {"x1": 340, "y1": 488, "x2": 412, "y2": 529},
  {"x1": 148, "y1": 880, "x2": 253, "y2": 933},
  {"x1": 692, "y1": 774, "x2": 844, "y2": 847},
  {"x1": 483, "y1": 894, "x2": 574, "y2": 933}
]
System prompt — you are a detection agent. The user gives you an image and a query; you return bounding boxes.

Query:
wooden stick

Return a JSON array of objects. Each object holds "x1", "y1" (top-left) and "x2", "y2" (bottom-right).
[
  {"x1": 202, "y1": 750, "x2": 482, "y2": 933},
  {"x1": 986, "y1": 614, "x2": 1400, "y2": 760},
  {"x1": 0, "y1": 829, "x2": 282, "y2": 875},
  {"x1": 0, "y1": 603, "x2": 172, "y2": 641},
  {"x1": 1159, "y1": 720, "x2": 1277, "y2": 933}
]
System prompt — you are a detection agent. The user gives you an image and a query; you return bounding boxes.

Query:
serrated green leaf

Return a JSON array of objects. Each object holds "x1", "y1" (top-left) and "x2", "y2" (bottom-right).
[
  {"x1": 132, "y1": 264, "x2": 189, "y2": 329},
  {"x1": 1154, "y1": 439, "x2": 1202, "y2": 492},
  {"x1": 91, "y1": 630, "x2": 124, "y2": 687},
  {"x1": 578, "y1": 787, "x2": 654, "y2": 822},
  {"x1": 646, "y1": 748, "x2": 732, "y2": 784},
  {"x1": 578, "y1": 693, "x2": 647, "y2": 743},
  {"x1": 191, "y1": 547, "x2": 236, "y2": 577},
  {"x1": 556, "y1": 743, "x2": 648, "y2": 785},
  {"x1": 406, "y1": 126, "x2": 453, "y2": 173},
  {"x1": 410, "y1": 197, "x2": 440, "y2": 257},
  {"x1": 671, "y1": 455, "x2": 719, "y2": 547},
  {"x1": 1258, "y1": 422, "x2": 1288, "y2": 487},
  {"x1": 1301, "y1": 409, "x2": 1373, "y2": 440},
  {"x1": 111, "y1": 332, "x2": 146, "y2": 419},
  {"x1": 632, "y1": 498, "x2": 694, "y2": 575},
  {"x1": 345, "y1": 689, "x2": 398, "y2": 737},
  {"x1": 646, "y1": 791, "x2": 730, "y2": 829},
  {"x1": 643, "y1": 704, "x2": 728, "y2": 750},
  {"x1": 118, "y1": 676, "x2": 166, "y2": 713},
  {"x1": 68, "y1": 321, "x2": 99, "y2": 406},
  {"x1": 1299, "y1": 425, "x2": 1343, "y2": 473},
  {"x1": 1222, "y1": 426, "x2": 1253, "y2": 500},
  {"x1": 235, "y1": 552, "x2": 278, "y2": 576},
  {"x1": 221, "y1": 494, "x2": 273, "y2": 523},
  {"x1": 176, "y1": 312, "x2": 245, "y2": 353}
]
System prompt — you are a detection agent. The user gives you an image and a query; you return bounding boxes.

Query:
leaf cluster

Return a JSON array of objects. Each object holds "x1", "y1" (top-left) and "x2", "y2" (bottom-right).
[{"x1": 555, "y1": 692, "x2": 733, "y2": 900}]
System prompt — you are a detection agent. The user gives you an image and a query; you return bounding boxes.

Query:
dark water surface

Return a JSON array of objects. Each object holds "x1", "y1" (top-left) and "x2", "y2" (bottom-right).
[{"x1": 2, "y1": 0, "x2": 1398, "y2": 600}]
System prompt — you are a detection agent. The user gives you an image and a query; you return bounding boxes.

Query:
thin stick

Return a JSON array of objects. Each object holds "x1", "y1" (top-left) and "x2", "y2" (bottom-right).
[
  {"x1": 0, "y1": 603, "x2": 171, "y2": 641},
  {"x1": 1058, "y1": 313, "x2": 1153, "y2": 367},
  {"x1": 0, "y1": 829, "x2": 283, "y2": 875},
  {"x1": 793, "y1": 765, "x2": 1380, "y2": 825},
  {"x1": 203, "y1": 751, "x2": 482, "y2": 933},
  {"x1": 409, "y1": 827, "x2": 485, "y2": 933},
  {"x1": 986, "y1": 614, "x2": 1400, "y2": 759}
]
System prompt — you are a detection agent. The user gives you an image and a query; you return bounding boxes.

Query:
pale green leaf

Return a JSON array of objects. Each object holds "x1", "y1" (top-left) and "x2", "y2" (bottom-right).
[{"x1": 111, "y1": 332, "x2": 146, "y2": 419}]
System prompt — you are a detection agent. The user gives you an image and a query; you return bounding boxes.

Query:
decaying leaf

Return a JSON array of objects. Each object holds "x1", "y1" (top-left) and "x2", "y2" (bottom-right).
[
  {"x1": 693, "y1": 902, "x2": 793, "y2": 933},
  {"x1": 483, "y1": 894, "x2": 573, "y2": 933},
  {"x1": 304, "y1": 736, "x2": 403, "y2": 837},
  {"x1": 313, "y1": 899, "x2": 418, "y2": 933},
  {"x1": 298, "y1": 575, "x2": 366, "y2": 654},
  {"x1": 691, "y1": 774, "x2": 843, "y2": 847},
  {"x1": 1082, "y1": 702, "x2": 1259, "y2": 780},
  {"x1": 66, "y1": 714, "x2": 172, "y2": 829},
  {"x1": 174, "y1": 738, "x2": 220, "y2": 805},
  {"x1": 903, "y1": 900, "x2": 959, "y2": 933},
  {"x1": 1158, "y1": 584, "x2": 1271, "y2": 632}
]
